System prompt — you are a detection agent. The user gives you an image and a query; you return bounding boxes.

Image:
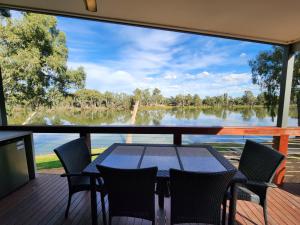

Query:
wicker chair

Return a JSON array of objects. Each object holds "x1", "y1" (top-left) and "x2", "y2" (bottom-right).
[
  {"x1": 169, "y1": 168, "x2": 236, "y2": 225},
  {"x1": 223, "y1": 140, "x2": 285, "y2": 225},
  {"x1": 54, "y1": 137, "x2": 107, "y2": 223},
  {"x1": 97, "y1": 165, "x2": 157, "y2": 225}
]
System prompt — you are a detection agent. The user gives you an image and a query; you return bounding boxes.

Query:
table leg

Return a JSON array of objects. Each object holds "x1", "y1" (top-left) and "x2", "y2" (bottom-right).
[
  {"x1": 157, "y1": 179, "x2": 165, "y2": 209},
  {"x1": 90, "y1": 176, "x2": 98, "y2": 225},
  {"x1": 228, "y1": 183, "x2": 237, "y2": 225},
  {"x1": 158, "y1": 193, "x2": 164, "y2": 209}
]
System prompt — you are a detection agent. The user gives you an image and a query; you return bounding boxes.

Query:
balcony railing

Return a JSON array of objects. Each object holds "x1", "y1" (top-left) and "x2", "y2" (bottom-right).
[{"x1": 2, "y1": 125, "x2": 300, "y2": 184}]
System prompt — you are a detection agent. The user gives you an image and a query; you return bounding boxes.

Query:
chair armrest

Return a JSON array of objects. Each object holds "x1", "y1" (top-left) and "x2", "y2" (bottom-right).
[
  {"x1": 247, "y1": 180, "x2": 277, "y2": 188},
  {"x1": 61, "y1": 173, "x2": 85, "y2": 178}
]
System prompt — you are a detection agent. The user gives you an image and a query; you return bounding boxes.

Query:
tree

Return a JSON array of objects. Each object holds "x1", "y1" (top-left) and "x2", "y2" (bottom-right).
[
  {"x1": 175, "y1": 94, "x2": 185, "y2": 106},
  {"x1": 133, "y1": 88, "x2": 142, "y2": 102},
  {"x1": 141, "y1": 89, "x2": 151, "y2": 106},
  {"x1": 152, "y1": 88, "x2": 163, "y2": 105},
  {"x1": 193, "y1": 94, "x2": 201, "y2": 107},
  {"x1": 184, "y1": 94, "x2": 193, "y2": 106},
  {"x1": 249, "y1": 46, "x2": 300, "y2": 122},
  {"x1": 256, "y1": 92, "x2": 267, "y2": 105},
  {"x1": 0, "y1": 13, "x2": 86, "y2": 111},
  {"x1": 242, "y1": 90, "x2": 256, "y2": 106},
  {"x1": 223, "y1": 93, "x2": 229, "y2": 106},
  {"x1": 73, "y1": 89, "x2": 102, "y2": 107}
]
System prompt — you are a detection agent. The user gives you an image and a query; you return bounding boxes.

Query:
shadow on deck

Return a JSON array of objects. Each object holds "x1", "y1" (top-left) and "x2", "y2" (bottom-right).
[{"x1": 0, "y1": 173, "x2": 299, "y2": 225}]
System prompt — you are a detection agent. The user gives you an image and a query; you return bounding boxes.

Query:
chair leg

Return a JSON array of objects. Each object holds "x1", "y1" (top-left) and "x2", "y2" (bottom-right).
[
  {"x1": 222, "y1": 198, "x2": 227, "y2": 225},
  {"x1": 263, "y1": 200, "x2": 268, "y2": 225},
  {"x1": 65, "y1": 192, "x2": 72, "y2": 218},
  {"x1": 101, "y1": 193, "x2": 107, "y2": 225}
]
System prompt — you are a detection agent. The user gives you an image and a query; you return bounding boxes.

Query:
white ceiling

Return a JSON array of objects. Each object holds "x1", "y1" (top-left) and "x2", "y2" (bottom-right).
[{"x1": 1, "y1": 0, "x2": 300, "y2": 45}]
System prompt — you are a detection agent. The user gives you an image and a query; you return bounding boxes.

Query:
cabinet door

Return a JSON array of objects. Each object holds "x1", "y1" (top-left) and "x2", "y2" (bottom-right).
[{"x1": 0, "y1": 139, "x2": 29, "y2": 198}]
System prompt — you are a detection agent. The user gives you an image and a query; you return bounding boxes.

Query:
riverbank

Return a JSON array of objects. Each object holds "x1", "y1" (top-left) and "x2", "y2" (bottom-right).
[{"x1": 36, "y1": 147, "x2": 106, "y2": 170}]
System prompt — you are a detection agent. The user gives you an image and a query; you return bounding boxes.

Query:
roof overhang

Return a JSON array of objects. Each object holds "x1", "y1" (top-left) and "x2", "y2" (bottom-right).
[{"x1": 1, "y1": 0, "x2": 300, "y2": 46}]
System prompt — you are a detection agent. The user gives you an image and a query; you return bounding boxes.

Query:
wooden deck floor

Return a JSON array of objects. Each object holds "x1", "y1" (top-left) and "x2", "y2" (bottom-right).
[{"x1": 0, "y1": 174, "x2": 299, "y2": 225}]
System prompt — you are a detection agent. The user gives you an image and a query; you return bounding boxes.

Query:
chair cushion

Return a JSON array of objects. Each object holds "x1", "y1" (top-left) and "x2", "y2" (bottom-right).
[{"x1": 237, "y1": 186, "x2": 260, "y2": 204}]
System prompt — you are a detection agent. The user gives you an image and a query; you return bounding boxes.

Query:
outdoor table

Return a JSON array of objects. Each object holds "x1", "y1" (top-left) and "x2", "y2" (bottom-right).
[{"x1": 83, "y1": 143, "x2": 247, "y2": 225}]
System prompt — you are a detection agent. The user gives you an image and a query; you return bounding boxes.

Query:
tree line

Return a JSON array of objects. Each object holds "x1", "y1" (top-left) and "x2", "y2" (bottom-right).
[{"x1": 57, "y1": 88, "x2": 270, "y2": 110}]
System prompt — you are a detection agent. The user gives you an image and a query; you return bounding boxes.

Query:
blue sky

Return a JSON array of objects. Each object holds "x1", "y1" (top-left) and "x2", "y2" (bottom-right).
[{"x1": 57, "y1": 16, "x2": 273, "y2": 97}]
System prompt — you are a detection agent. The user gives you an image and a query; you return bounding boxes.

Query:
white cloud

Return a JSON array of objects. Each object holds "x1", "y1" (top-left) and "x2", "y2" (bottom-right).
[
  {"x1": 221, "y1": 73, "x2": 251, "y2": 84},
  {"x1": 184, "y1": 71, "x2": 210, "y2": 80},
  {"x1": 121, "y1": 27, "x2": 182, "y2": 51},
  {"x1": 68, "y1": 62, "x2": 141, "y2": 93},
  {"x1": 163, "y1": 72, "x2": 177, "y2": 80},
  {"x1": 70, "y1": 61, "x2": 258, "y2": 97},
  {"x1": 63, "y1": 21, "x2": 263, "y2": 98},
  {"x1": 200, "y1": 71, "x2": 210, "y2": 77}
]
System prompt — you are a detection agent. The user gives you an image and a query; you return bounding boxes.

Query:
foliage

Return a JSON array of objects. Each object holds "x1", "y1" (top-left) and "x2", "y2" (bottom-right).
[
  {"x1": 62, "y1": 87, "x2": 266, "y2": 110},
  {"x1": 249, "y1": 46, "x2": 300, "y2": 120},
  {"x1": 0, "y1": 13, "x2": 86, "y2": 111},
  {"x1": 242, "y1": 90, "x2": 256, "y2": 106}
]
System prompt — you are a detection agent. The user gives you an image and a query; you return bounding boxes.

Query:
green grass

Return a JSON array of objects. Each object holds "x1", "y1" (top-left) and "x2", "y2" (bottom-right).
[{"x1": 36, "y1": 147, "x2": 106, "y2": 170}]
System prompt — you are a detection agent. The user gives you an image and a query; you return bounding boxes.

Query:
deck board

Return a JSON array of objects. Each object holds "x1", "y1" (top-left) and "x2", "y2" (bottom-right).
[{"x1": 0, "y1": 174, "x2": 299, "y2": 225}]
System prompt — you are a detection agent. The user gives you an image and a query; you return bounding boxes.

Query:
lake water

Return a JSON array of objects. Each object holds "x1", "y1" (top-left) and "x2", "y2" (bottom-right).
[{"x1": 16, "y1": 107, "x2": 298, "y2": 155}]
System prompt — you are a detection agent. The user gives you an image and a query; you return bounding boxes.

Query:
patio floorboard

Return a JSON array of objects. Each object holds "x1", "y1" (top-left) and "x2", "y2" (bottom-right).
[{"x1": 0, "y1": 173, "x2": 299, "y2": 225}]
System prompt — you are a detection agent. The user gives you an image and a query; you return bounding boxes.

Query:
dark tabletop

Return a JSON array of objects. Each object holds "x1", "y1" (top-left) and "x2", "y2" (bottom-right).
[{"x1": 83, "y1": 143, "x2": 247, "y2": 183}]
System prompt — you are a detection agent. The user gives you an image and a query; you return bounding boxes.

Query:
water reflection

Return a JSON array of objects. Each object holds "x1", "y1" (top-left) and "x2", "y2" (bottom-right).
[
  {"x1": 10, "y1": 107, "x2": 299, "y2": 155},
  {"x1": 8, "y1": 106, "x2": 299, "y2": 126}
]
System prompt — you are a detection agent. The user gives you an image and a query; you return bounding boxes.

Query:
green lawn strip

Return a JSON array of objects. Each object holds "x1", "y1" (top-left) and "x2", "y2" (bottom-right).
[{"x1": 36, "y1": 147, "x2": 106, "y2": 170}]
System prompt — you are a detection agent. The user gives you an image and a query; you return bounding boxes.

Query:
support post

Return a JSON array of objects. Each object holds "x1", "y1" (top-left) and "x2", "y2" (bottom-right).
[
  {"x1": 173, "y1": 133, "x2": 182, "y2": 145},
  {"x1": 80, "y1": 132, "x2": 92, "y2": 154},
  {"x1": 0, "y1": 68, "x2": 7, "y2": 126},
  {"x1": 24, "y1": 133, "x2": 36, "y2": 179},
  {"x1": 277, "y1": 46, "x2": 295, "y2": 128},
  {"x1": 275, "y1": 45, "x2": 295, "y2": 185}
]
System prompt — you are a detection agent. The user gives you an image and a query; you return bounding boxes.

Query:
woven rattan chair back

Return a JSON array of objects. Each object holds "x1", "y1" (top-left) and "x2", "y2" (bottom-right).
[
  {"x1": 97, "y1": 165, "x2": 157, "y2": 224},
  {"x1": 239, "y1": 140, "x2": 285, "y2": 182},
  {"x1": 54, "y1": 137, "x2": 91, "y2": 175},
  {"x1": 170, "y1": 169, "x2": 235, "y2": 225}
]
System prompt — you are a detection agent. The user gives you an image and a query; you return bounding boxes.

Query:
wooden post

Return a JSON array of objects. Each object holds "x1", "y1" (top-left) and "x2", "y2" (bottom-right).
[
  {"x1": 80, "y1": 132, "x2": 92, "y2": 154},
  {"x1": 126, "y1": 100, "x2": 139, "y2": 143},
  {"x1": 173, "y1": 133, "x2": 182, "y2": 145},
  {"x1": 274, "y1": 135, "x2": 289, "y2": 185}
]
